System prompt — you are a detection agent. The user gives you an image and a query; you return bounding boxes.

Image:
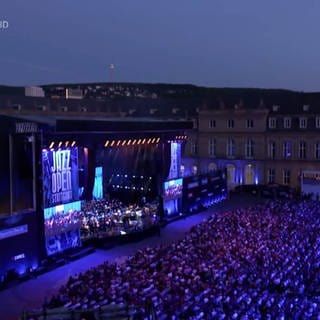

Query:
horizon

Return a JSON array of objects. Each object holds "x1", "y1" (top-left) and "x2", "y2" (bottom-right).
[{"x1": 1, "y1": 81, "x2": 319, "y2": 94}]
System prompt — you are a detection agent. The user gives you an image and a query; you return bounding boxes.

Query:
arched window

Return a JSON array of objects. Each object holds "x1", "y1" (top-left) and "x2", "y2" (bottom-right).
[
  {"x1": 244, "y1": 164, "x2": 255, "y2": 185},
  {"x1": 226, "y1": 164, "x2": 236, "y2": 184},
  {"x1": 208, "y1": 162, "x2": 217, "y2": 172},
  {"x1": 192, "y1": 165, "x2": 198, "y2": 176}
]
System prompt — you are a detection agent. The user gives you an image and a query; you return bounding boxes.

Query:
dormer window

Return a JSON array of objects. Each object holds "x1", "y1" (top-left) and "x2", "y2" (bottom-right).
[
  {"x1": 246, "y1": 119, "x2": 254, "y2": 128},
  {"x1": 227, "y1": 119, "x2": 234, "y2": 128},
  {"x1": 269, "y1": 117, "x2": 276, "y2": 129},
  {"x1": 299, "y1": 117, "x2": 307, "y2": 129},
  {"x1": 284, "y1": 117, "x2": 291, "y2": 129},
  {"x1": 209, "y1": 119, "x2": 216, "y2": 128}
]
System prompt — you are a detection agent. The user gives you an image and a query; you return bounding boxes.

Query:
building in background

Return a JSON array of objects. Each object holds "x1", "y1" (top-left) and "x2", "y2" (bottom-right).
[
  {"x1": 183, "y1": 97, "x2": 320, "y2": 193},
  {"x1": 25, "y1": 86, "x2": 45, "y2": 98},
  {"x1": 183, "y1": 103, "x2": 268, "y2": 190},
  {"x1": 3, "y1": 83, "x2": 320, "y2": 192}
]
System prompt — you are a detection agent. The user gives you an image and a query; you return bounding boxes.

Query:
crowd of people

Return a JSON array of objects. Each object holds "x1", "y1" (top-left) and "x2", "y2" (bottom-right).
[
  {"x1": 79, "y1": 198, "x2": 159, "y2": 239},
  {"x1": 44, "y1": 199, "x2": 320, "y2": 319}
]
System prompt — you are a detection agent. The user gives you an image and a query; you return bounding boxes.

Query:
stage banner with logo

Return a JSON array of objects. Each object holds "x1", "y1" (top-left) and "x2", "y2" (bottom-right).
[{"x1": 42, "y1": 147, "x2": 79, "y2": 208}]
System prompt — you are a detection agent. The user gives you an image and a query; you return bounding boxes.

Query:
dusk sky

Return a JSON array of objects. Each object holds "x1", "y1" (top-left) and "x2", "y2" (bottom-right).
[{"x1": 1, "y1": 1, "x2": 320, "y2": 91}]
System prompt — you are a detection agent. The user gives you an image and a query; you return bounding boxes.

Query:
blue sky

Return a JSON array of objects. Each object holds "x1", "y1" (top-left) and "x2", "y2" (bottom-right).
[{"x1": 1, "y1": 0, "x2": 320, "y2": 91}]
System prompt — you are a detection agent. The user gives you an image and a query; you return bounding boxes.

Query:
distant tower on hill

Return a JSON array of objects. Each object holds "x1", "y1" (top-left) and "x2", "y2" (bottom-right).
[{"x1": 108, "y1": 63, "x2": 115, "y2": 83}]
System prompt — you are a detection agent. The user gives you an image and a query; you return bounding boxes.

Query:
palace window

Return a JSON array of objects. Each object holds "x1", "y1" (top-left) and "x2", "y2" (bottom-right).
[
  {"x1": 208, "y1": 139, "x2": 216, "y2": 156},
  {"x1": 283, "y1": 141, "x2": 292, "y2": 159},
  {"x1": 226, "y1": 138, "x2": 235, "y2": 157},
  {"x1": 191, "y1": 141, "x2": 197, "y2": 155},
  {"x1": 283, "y1": 169, "x2": 291, "y2": 185},
  {"x1": 299, "y1": 117, "x2": 307, "y2": 129},
  {"x1": 245, "y1": 139, "x2": 254, "y2": 158},
  {"x1": 227, "y1": 119, "x2": 234, "y2": 128},
  {"x1": 246, "y1": 119, "x2": 254, "y2": 128},
  {"x1": 209, "y1": 119, "x2": 216, "y2": 128},
  {"x1": 284, "y1": 117, "x2": 291, "y2": 129},
  {"x1": 192, "y1": 165, "x2": 198, "y2": 176},
  {"x1": 315, "y1": 142, "x2": 320, "y2": 159},
  {"x1": 268, "y1": 141, "x2": 276, "y2": 159},
  {"x1": 267, "y1": 168, "x2": 275, "y2": 184},
  {"x1": 299, "y1": 141, "x2": 306, "y2": 159},
  {"x1": 268, "y1": 118, "x2": 276, "y2": 129}
]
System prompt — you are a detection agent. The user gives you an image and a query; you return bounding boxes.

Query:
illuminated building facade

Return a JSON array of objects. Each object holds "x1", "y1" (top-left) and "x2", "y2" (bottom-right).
[{"x1": 183, "y1": 102, "x2": 320, "y2": 191}]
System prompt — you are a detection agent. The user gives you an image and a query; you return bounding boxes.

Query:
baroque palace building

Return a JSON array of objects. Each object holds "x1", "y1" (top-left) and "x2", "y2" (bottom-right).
[
  {"x1": 2, "y1": 84, "x2": 320, "y2": 192},
  {"x1": 182, "y1": 100, "x2": 320, "y2": 192}
]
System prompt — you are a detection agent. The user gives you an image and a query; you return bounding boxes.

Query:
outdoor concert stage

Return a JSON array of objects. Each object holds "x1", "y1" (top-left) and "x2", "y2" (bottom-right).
[{"x1": 0, "y1": 114, "x2": 226, "y2": 285}]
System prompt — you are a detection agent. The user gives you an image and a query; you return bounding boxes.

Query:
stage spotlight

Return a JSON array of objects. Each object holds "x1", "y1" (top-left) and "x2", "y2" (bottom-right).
[
  {"x1": 156, "y1": 137, "x2": 160, "y2": 143},
  {"x1": 142, "y1": 138, "x2": 146, "y2": 144},
  {"x1": 151, "y1": 138, "x2": 156, "y2": 143},
  {"x1": 147, "y1": 138, "x2": 151, "y2": 144},
  {"x1": 49, "y1": 142, "x2": 54, "y2": 149},
  {"x1": 128, "y1": 139, "x2": 132, "y2": 145},
  {"x1": 137, "y1": 139, "x2": 141, "y2": 145},
  {"x1": 111, "y1": 140, "x2": 115, "y2": 146},
  {"x1": 71, "y1": 141, "x2": 76, "y2": 147},
  {"x1": 105, "y1": 140, "x2": 110, "y2": 147},
  {"x1": 117, "y1": 140, "x2": 121, "y2": 146},
  {"x1": 122, "y1": 140, "x2": 126, "y2": 146},
  {"x1": 65, "y1": 141, "x2": 69, "y2": 146},
  {"x1": 58, "y1": 141, "x2": 63, "y2": 147}
]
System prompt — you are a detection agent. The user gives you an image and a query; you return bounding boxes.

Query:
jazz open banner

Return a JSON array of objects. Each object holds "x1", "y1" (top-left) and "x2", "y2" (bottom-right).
[{"x1": 42, "y1": 147, "x2": 79, "y2": 208}]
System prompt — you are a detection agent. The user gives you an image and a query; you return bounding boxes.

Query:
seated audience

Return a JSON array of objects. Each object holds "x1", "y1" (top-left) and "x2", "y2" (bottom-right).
[{"x1": 44, "y1": 199, "x2": 320, "y2": 319}]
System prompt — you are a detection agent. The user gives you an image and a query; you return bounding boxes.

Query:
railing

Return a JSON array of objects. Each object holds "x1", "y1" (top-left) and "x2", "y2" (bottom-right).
[{"x1": 21, "y1": 303, "x2": 139, "y2": 320}]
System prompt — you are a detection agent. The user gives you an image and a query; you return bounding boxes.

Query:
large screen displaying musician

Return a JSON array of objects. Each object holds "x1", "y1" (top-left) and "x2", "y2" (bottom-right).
[
  {"x1": 44, "y1": 201, "x2": 82, "y2": 256},
  {"x1": 42, "y1": 147, "x2": 79, "y2": 208},
  {"x1": 163, "y1": 178, "x2": 183, "y2": 200}
]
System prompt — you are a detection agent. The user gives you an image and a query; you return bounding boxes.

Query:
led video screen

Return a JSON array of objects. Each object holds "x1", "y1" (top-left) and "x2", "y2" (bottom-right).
[
  {"x1": 42, "y1": 147, "x2": 79, "y2": 208},
  {"x1": 44, "y1": 201, "x2": 81, "y2": 256},
  {"x1": 164, "y1": 178, "x2": 183, "y2": 200}
]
